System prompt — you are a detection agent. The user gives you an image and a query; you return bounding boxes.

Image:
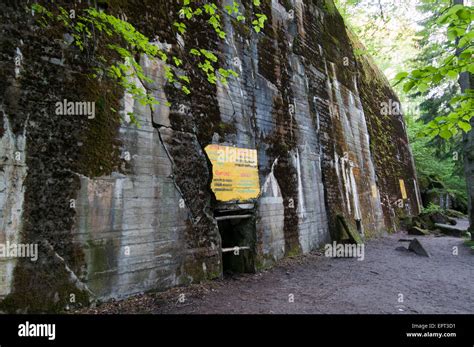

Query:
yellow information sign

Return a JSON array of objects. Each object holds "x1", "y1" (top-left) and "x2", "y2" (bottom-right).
[
  {"x1": 371, "y1": 184, "x2": 378, "y2": 199},
  {"x1": 399, "y1": 179, "x2": 407, "y2": 200},
  {"x1": 205, "y1": 144, "x2": 260, "y2": 202}
]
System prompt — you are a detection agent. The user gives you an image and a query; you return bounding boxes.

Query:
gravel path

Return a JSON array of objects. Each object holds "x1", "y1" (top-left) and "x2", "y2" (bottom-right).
[{"x1": 81, "y1": 232, "x2": 474, "y2": 314}]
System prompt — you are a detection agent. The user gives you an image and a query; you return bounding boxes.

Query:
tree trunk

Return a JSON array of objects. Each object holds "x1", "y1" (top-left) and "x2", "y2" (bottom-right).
[
  {"x1": 463, "y1": 85, "x2": 474, "y2": 240},
  {"x1": 455, "y1": 0, "x2": 474, "y2": 240},
  {"x1": 462, "y1": 73, "x2": 474, "y2": 240}
]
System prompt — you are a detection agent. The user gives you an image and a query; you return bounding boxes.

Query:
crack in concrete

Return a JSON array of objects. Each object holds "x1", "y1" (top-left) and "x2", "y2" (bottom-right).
[{"x1": 44, "y1": 240, "x2": 96, "y2": 300}]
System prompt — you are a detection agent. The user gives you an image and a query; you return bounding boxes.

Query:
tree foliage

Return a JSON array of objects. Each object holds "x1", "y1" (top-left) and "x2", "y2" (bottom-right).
[
  {"x1": 406, "y1": 114, "x2": 467, "y2": 207},
  {"x1": 395, "y1": 1, "x2": 473, "y2": 140}
]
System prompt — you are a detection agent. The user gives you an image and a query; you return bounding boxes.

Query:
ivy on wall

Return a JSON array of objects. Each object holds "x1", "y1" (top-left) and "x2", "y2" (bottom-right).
[{"x1": 30, "y1": 0, "x2": 267, "y2": 125}]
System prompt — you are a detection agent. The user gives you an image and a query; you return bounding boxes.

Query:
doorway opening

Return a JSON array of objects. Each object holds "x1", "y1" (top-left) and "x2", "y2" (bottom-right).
[
  {"x1": 216, "y1": 213, "x2": 256, "y2": 275},
  {"x1": 355, "y1": 219, "x2": 362, "y2": 234}
]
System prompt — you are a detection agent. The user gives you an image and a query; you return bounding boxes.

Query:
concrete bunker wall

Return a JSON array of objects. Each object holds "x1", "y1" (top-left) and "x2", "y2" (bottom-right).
[{"x1": 0, "y1": 0, "x2": 419, "y2": 311}]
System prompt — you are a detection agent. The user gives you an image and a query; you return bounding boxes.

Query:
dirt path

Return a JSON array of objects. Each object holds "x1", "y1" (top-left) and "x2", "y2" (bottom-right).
[{"x1": 82, "y1": 232, "x2": 474, "y2": 314}]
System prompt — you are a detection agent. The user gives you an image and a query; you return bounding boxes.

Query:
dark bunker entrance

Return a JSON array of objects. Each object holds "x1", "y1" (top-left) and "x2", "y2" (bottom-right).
[{"x1": 215, "y1": 208, "x2": 256, "y2": 275}]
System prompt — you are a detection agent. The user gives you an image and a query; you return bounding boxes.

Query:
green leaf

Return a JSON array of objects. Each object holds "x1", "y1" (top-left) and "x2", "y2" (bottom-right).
[
  {"x1": 182, "y1": 85, "x2": 191, "y2": 94},
  {"x1": 403, "y1": 80, "x2": 415, "y2": 93},
  {"x1": 439, "y1": 128, "x2": 452, "y2": 139},
  {"x1": 457, "y1": 8, "x2": 471, "y2": 20},
  {"x1": 458, "y1": 121, "x2": 472, "y2": 132},
  {"x1": 446, "y1": 70, "x2": 458, "y2": 80},
  {"x1": 427, "y1": 128, "x2": 440, "y2": 138},
  {"x1": 418, "y1": 83, "x2": 429, "y2": 92},
  {"x1": 173, "y1": 56, "x2": 183, "y2": 67},
  {"x1": 190, "y1": 48, "x2": 201, "y2": 56},
  {"x1": 447, "y1": 28, "x2": 457, "y2": 41},
  {"x1": 394, "y1": 72, "x2": 408, "y2": 81}
]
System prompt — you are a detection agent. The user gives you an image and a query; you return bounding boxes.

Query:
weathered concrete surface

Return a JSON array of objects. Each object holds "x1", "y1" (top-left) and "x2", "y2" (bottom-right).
[
  {"x1": 0, "y1": 0, "x2": 420, "y2": 311},
  {"x1": 0, "y1": 111, "x2": 27, "y2": 297}
]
